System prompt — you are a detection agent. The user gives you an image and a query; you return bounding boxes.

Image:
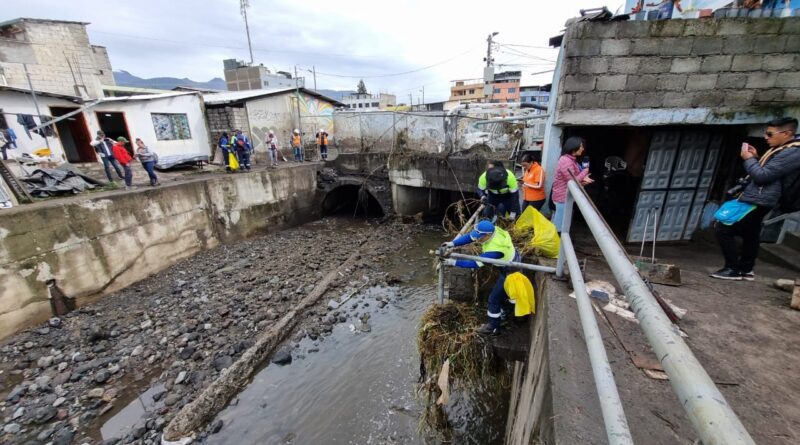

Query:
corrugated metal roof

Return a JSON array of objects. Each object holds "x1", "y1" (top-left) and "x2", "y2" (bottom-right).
[
  {"x1": 97, "y1": 91, "x2": 199, "y2": 103},
  {"x1": 0, "y1": 17, "x2": 90, "y2": 28},
  {"x1": 0, "y1": 85, "x2": 82, "y2": 102},
  {"x1": 202, "y1": 87, "x2": 344, "y2": 106}
]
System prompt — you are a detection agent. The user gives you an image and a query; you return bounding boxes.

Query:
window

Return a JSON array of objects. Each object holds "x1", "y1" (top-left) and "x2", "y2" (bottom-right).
[
  {"x1": 468, "y1": 89, "x2": 475, "y2": 94},
  {"x1": 264, "y1": 81, "x2": 269, "y2": 87},
  {"x1": 358, "y1": 103, "x2": 363, "y2": 108},
  {"x1": 372, "y1": 102, "x2": 379, "y2": 108},
  {"x1": 508, "y1": 88, "x2": 516, "y2": 93},
  {"x1": 493, "y1": 88, "x2": 501, "y2": 94},
  {"x1": 151, "y1": 113, "x2": 192, "y2": 140}
]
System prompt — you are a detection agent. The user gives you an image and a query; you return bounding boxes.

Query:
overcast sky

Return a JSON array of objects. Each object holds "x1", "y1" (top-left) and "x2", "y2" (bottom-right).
[{"x1": 6, "y1": 0, "x2": 621, "y2": 102}]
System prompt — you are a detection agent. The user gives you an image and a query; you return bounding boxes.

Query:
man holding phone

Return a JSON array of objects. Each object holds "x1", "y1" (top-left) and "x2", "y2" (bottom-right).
[{"x1": 711, "y1": 117, "x2": 800, "y2": 281}]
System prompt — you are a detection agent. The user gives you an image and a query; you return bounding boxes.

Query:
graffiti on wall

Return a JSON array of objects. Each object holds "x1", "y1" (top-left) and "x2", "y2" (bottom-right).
[{"x1": 247, "y1": 93, "x2": 335, "y2": 151}]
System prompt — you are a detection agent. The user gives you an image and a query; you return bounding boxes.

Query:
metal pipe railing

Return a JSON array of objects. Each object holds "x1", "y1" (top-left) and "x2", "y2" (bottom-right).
[
  {"x1": 561, "y1": 233, "x2": 633, "y2": 445},
  {"x1": 565, "y1": 180, "x2": 756, "y2": 445},
  {"x1": 447, "y1": 252, "x2": 557, "y2": 274}
]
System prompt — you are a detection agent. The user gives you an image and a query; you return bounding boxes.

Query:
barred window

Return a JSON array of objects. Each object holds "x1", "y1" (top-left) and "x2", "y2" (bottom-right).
[{"x1": 151, "y1": 113, "x2": 191, "y2": 140}]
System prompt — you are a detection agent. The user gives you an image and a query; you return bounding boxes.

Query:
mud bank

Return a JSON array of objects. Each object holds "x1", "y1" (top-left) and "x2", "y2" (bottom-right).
[{"x1": 0, "y1": 218, "x2": 426, "y2": 445}]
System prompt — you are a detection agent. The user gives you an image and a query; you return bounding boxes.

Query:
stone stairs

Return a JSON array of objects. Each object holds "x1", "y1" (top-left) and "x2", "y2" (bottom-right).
[{"x1": 761, "y1": 230, "x2": 800, "y2": 272}]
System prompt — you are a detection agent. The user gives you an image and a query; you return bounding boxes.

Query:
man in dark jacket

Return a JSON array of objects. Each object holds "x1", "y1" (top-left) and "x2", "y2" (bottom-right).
[
  {"x1": 91, "y1": 130, "x2": 124, "y2": 182},
  {"x1": 712, "y1": 117, "x2": 800, "y2": 281}
]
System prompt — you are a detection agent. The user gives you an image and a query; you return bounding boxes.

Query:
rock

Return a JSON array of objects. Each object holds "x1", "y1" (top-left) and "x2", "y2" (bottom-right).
[
  {"x1": 140, "y1": 319, "x2": 153, "y2": 330},
  {"x1": 57, "y1": 361, "x2": 68, "y2": 372},
  {"x1": 163, "y1": 393, "x2": 181, "y2": 407},
  {"x1": 100, "y1": 438, "x2": 121, "y2": 445},
  {"x1": 3, "y1": 423, "x2": 21, "y2": 434},
  {"x1": 377, "y1": 300, "x2": 388, "y2": 308},
  {"x1": 37, "y1": 427, "x2": 55, "y2": 441},
  {"x1": 35, "y1": 375, "x2": 52, "y2": 387},
  {"x1": 103, "y1": 388, "x2": 118, "y2": 402},
  {"x1": 108, "y1": 364, "x2": 121, "y2": 374},
  {"x1": 49, "y1": 317, "x2": 62, "y2": 328},
  {"x1": 33, "y1": 405, "x2": 57, "y2": 423},
  {"x1": 266, "y1": 309, "x2": 279, "y2": 320},
  {"x1": 52, "y1": 427, "x2": 74, "y2": 445},
  {"x1": 775, "y1": 279, "x2": 795, "y2": 292},
  {"x1": 72, "y1": 352, "x2": 87, "y2": 362},
  {"x1": 37, "y1": 327, "x2": 50, "y2": 335},
  {"x1": 213, "y1": 355, "x2": 233, "y2": 371},
  {"x1": 13, "y1": 406, "x2": 25, "y2": 419},
  {"x1": 210, "y1": 419, "x2": 224, "y2": 434},
  {"x1": 175, "y1": 371, "x2": 188, "y2": 385},
  {"x1": 94, "y1": 369, "x2": 110, "y2": 384},
  {"x1": 272, "y1": 350, "x2": 292, "y2": 366},
  {"x1": 154, "y1": 417, "x2": 167, "y2": 431},
  {"x1": 88, "y1": 387, "x2": 105, "y2": 398},
  {"x1": 53, "y1": 396, "x2": 66, "y2": 407},
  {"x1": 131, "y1": 345, "x2": 144, "y2": 356},
  {"x1": 179, "y1": 346, "x2": 195, "y2": 360},
  {"x1": 327, "y1": 299, "x2": 340, "y2": 310}
]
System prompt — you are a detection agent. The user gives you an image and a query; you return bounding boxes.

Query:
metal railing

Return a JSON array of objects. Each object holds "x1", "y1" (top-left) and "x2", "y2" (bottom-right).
[
  {"x1": 558, "y1": 179, "x2": 756, "y2": 445},
  {"x1": 434, "y1": 179, "x2": 755, "y2": 444}
]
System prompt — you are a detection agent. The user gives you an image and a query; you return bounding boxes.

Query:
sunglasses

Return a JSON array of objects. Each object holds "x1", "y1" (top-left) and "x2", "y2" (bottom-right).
[{"x1": 765, "y1": 130, "x2": 790, "y2": 137}]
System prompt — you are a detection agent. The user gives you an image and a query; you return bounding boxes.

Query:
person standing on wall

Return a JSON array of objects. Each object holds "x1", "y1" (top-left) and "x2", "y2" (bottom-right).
[
  {"x1": 711, "y1": 117, "x2": 800, "y2": 281},
  {"x1": 267, "y1": 130, "x2": 279, "y2": 168},
  {"x1": 520, "y1": 153, "x2": 546, "y2": 211},
  {"x1": 135, "y1": 138, "x2": 160, "y2": 186},
  {"x1": 91, "y1": 130, "x2": 125, "y2": 183},
  {"x1": 218, "y1": 132, "x2": 231, "y2": 171},
  {"x1": 112, "y1": 137, "x2": 134, "y2": 189},
  {"x1": 478, "y1": 161, "x2": 521, "y2": 221},
  {"x1": 291, "y1": 129, "x2": 303, "y2": 162},
  {"x1": 316, "y1": 128, "x2": 329, "y2": 161},
  {"x1": 551, "y1": 136, "x2": 593, "y2": 233}
]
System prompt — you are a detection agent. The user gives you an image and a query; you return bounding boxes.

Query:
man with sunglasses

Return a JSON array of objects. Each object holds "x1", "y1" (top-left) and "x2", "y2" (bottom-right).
[{"x1": 712, "y1": 117, "x2": 800, "y2": 281}]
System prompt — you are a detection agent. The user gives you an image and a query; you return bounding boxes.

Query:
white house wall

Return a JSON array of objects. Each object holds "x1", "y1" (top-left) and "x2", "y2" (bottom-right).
[
  {"x1": 86, "y1": 94, "x2": 211, "y2": 159},
  {"x1": 0, "y1": 90, "x2": 72, "y2": 161},
  {"x1": 246, "y1": 92, "x2": 335, "y2": 151}
]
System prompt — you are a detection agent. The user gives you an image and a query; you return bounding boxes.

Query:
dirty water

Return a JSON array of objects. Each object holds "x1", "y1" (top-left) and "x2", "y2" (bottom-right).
[{"x1": 202, "y1": 230, "x2": 508, "y2": 445}]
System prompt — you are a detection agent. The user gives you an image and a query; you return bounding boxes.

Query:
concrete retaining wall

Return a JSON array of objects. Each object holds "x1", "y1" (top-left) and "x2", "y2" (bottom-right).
[
  {"x1": 557, "y1": 17, "x2": 800, "y2": 125},
  {"x1": 0, "y1": 165, "x2": 320, "y2": 340},
  {"x1": 333, "y1": 111, "x2": 445, "y2": 153}
]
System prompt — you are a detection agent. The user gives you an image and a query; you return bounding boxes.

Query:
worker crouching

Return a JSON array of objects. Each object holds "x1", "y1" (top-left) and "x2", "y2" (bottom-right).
[{"x1": 442, "y1": 220, "x2": 518, "y2": 336}]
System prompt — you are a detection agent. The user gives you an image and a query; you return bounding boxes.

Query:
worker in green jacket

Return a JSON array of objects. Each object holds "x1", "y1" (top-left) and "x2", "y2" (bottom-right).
[{"x1": 478, "y1": 161, "x2": 520, "y2": 221}]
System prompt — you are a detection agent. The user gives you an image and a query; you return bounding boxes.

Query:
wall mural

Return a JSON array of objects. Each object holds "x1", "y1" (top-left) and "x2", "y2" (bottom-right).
[{"x1": 247, "y1": 93, "x2": 335, "y2": 151}]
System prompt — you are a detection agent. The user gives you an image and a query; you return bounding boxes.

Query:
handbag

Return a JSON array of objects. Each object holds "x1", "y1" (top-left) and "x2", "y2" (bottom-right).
[{"x1": 714, "y1": 199, "x2": 756, "y2": 225}]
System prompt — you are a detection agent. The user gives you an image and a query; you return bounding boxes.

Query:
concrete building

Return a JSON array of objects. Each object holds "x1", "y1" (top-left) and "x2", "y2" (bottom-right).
[
  {"x1": 223, "y1": 59, "x2": 303, "y2": 91},
  {"x1": 543, "y1": 16, "x2": 800, "y2": 244},
  {"x1": 449, "y1": 78, "x2": 485, "y2": 104},
  {"x1": 488, "y1": 70, "x2": 522, "y2": 103},
  {"x1": 0, "y1": 18, "x2": 114, "y2": 99},
  {"x1": 0, "y1": 87, "x2": 210, "y2": 163},
  {"x1": 519, "y1": 85, "x2": 551, "y2": 113},
  {"x1": 203, "y1": 88, "x2": 342, "y2": 161},
  {"x1": 341, "y1": 93, "x2": 397, "y2": 111}
]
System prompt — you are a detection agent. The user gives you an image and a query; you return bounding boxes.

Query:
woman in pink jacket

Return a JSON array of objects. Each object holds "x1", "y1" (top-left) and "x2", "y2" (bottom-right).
[{"x1": 551, "y1": 136, "x2": 594, "y2": 232}]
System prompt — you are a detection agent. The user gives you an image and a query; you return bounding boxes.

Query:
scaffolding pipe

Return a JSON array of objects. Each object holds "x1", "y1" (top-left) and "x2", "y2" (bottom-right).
[
  {"x1": 561, "y1": 233, "x2": 633, "y2": 445},
  {"x1": 445, "y1": 252, "x2": 556, "y2": 274},
  {"x1": 566, "y1": 180, "x2": 756, "y2": 445},
  {"x1": 456, "y1": 204, "x2": 486, "y2": 237}
]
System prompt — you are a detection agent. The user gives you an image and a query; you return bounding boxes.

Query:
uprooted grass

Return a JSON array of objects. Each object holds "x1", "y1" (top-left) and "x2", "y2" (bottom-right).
[{"x1": 416, "y1": 301, "x2": 510, "y2": 438}]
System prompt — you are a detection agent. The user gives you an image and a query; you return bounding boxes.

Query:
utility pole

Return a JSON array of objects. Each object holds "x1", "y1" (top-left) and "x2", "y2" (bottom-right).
[
  {"x1": 408, "y1": 93, "x2": 412, "y2": 109},
  {"x1": 312, "y1": 66, "x2": 317, "y2": 91},
  {"x1": 485, "y1": 31, "x2": 498, "y2": 67},
  {"x1": 294, "y1": 66, "x2": 303, "y2": 145},
  {"x1": 240, "y1": 0, "x2": 254, "y2": 64},
  {"x1": 421, "y1": 86, "x2": 425, "y2": 106}
]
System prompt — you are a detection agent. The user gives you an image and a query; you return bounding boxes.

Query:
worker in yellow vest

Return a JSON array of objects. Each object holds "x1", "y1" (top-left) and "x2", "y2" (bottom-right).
[
  {"x1": 291, "y1": 129, "x2": 303, "y2": 162},
  {"x1": 315, "y1": 128, "x2": 329, "y2": 161},
  {"x1": 442, "y1": 219, "x2": 519, "y2": 336}
]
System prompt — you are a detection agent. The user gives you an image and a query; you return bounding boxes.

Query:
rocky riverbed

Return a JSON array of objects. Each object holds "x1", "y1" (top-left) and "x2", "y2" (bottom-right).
[{"x1": 0, "y1": 218, "x2": 434, "y2": 445}]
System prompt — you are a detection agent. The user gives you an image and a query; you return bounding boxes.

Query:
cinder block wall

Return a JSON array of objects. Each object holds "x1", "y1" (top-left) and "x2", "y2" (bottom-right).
[
  {"x1": 556, "y1": 17, "x2": 800, "y2": 124},
  {"x1": 206, "y1": 106, "x2": 252, "y2": 161}
]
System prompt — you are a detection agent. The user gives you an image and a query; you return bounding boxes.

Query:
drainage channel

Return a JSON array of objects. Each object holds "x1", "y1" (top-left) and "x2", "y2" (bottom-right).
[{"x1": 202, "y1": 229, "x2": 507, "y2": 445}]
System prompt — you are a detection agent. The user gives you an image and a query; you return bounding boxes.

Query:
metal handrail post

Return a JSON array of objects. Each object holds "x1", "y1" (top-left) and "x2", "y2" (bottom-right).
[
  {"x1": 555, "y1": 191, "x2": 574, "y2": 278},
  {"x1": 445, "y1": 252, "x2": 557, "y2": 274},
  {"x1": 566, "y1": 180, "x2": 756, "y2": 445},
  {"x1": 561, "y1": 233, "x2": 633, "y2": 445}
]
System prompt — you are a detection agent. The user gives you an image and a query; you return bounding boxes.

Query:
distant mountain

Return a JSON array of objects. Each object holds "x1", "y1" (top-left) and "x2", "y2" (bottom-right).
[{"x1": 113, "y1": 70, "x2": 227, "y2": 91}]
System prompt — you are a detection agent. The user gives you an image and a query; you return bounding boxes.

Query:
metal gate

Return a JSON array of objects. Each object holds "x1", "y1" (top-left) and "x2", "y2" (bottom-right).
[{"x1": 627, "y1": 130, "x2": 722, "y2": 243}]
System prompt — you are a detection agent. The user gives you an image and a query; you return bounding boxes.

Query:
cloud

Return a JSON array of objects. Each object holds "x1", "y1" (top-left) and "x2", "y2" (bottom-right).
[{"x1": 4, "y1": 0, "x2": 602, "y2": 101}]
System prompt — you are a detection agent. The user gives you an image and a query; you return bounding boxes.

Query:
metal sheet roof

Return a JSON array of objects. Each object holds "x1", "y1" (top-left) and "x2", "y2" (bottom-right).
[
  {"x1": 0, "y1": 85, "x2": 82, "y2": 102},
  {"x1": 203, "y1": 87, "x2": 343, "y2": 106}
]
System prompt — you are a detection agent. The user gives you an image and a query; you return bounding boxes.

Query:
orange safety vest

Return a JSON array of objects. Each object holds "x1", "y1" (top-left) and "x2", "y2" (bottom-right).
[
  {"x1": 316, "y1": 132, "x2": 328, "y2": 146},
  {"x1": 292, "y1": 134, "x2": 301, "y2": 147}
]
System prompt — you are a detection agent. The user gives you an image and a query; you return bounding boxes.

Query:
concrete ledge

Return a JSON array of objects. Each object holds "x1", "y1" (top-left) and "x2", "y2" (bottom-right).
[{"x1": 0, "y1": 165, "x2": 321, "y2": 340}]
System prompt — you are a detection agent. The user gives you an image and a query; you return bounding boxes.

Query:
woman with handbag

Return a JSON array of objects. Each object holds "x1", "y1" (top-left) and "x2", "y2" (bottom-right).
[{"x1": 711, "y1": 117, "x2": 800, "y2": 281}]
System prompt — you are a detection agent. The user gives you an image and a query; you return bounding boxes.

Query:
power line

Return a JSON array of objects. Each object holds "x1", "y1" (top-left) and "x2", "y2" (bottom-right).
[
  {"x1": 498, "y1": 43, "x2": 556, "y2": 50},
  {"x1": 309, "y1": 46, "x2": 480, "y2": 79}
]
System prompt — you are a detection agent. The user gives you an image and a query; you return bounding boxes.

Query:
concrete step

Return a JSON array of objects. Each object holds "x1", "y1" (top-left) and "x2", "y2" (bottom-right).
[
  {"x1": 782, "y1": 231, "x2": 800, "y2": 252},
  {"x1": 759, "y1": 243, "x2": 800, "y2": 272}
]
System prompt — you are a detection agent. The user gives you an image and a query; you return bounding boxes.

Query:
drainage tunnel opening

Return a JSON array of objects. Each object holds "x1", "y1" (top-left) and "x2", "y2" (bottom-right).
[{"x1": 322, "y1": 185, "x2": 385, "y2": 218}]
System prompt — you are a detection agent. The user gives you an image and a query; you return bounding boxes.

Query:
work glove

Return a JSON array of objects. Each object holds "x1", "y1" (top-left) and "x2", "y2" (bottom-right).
[
  {"x1": 441, "y1": 241, "x2": 454, "y2": 248},
  {"x1": 443, "y1": 259, "x2": 457, "y2": 266},
  {"x1": 509, "y1": 212, "x2": 517, "y2": 220}
]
